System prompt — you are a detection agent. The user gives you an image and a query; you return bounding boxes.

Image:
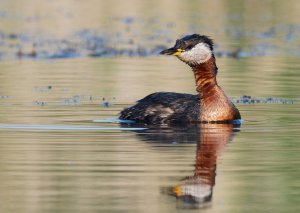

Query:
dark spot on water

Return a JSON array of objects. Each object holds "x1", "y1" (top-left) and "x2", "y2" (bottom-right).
[
  {"x1": 120, "y1": 16, "x2": 135, "y2": 25},
  {"x1": 33, "y1": 101, "x2": 47, "y2": 106},
  {"x1": 34, "y1": 85, "x2": 53, "y2": 92},
  {"x1": 101, "y1": 102, "x2": 111, "y2": 107},
  {"x1": 63, "y1": 99, "x2": 80, "y2": 105},
  {"x1": 73, "y1": 95, "x2": 81, "y2": 99},
  {"x1": 232, "y1": 96, "x2": 294, "y2": 105},
  {"x1": 0, "y1": 95, "x2": 10, "y2": 99},
  {"x1": 8, "y1": 33, "x2": 18, "y2": 40}
]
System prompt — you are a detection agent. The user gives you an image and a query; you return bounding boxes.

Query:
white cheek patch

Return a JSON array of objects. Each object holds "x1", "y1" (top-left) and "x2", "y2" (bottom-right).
[{"x1": 178, "y1": 43, "x2": 212, "y2": 65}]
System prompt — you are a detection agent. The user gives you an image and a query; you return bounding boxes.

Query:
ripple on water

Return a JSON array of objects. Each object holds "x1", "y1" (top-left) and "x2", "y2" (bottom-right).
[{"x1": 0, "y1": 124, "x2": 146, "y2": 131}]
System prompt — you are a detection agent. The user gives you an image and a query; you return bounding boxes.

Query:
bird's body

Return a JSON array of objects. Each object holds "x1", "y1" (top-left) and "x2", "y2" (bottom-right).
[
  {"x1": 120, "y1": 92, "x2": 200, "y2": 124},
  {"x1": 119, "y1": 34, "x2": 241, "y2": 124}
]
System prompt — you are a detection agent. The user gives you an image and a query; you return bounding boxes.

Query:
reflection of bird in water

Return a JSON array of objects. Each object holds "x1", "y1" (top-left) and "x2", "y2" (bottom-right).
[
  {"x1": 170, "y1": 124, "x2": 238, "y2": 208},
  {"x1": 128, "y1": 123, "x2": 239, "y2": 209},
  {"x1": 120, "y1": 34, "x2": 241, "y2": 124}
]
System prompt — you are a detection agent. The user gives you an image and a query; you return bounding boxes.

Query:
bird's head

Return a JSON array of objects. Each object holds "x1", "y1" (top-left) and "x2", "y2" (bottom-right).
[{"x1": 160, "y1": 34, "x2": 214, "y2": 66}]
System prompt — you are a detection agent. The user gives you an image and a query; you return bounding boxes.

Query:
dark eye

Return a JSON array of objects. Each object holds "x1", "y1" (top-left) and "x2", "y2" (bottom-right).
[{"x1": 185, "y1": 44, "x2": 194, "y2": 50}]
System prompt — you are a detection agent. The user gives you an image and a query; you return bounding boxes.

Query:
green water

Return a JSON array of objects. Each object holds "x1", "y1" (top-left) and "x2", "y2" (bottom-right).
[{"x1": 0, "y1": 1, "x2": 300, "y2": 212}]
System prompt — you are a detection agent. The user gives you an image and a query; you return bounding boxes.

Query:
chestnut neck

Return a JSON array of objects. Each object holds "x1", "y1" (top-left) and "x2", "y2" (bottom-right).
[
  {"x1": 192, "y1": 55, "x2": 219, "y2": 98},
  {"x1": 192, "y1": 55, "x2": 241, "y2": 122},
  {"x1": 191, "y1": 55, "x2": 241, "y2": 122}
]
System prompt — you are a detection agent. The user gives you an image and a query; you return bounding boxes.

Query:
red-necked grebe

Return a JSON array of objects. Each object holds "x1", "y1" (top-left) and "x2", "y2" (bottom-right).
[{"x1": 119, "y1": 34, "x2": 241, "y2": 124}]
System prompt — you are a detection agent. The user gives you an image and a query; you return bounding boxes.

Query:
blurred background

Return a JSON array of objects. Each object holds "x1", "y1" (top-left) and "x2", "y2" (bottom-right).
[
  {"x1": 0, "y1": 1, "x2": 300, "y2": 213},
  {"x1": 0, "y1": 0, "x2": 299, "y2": 103},
  {"x1": 0, "y1": 0, "x2": 300, "y2": 59}
]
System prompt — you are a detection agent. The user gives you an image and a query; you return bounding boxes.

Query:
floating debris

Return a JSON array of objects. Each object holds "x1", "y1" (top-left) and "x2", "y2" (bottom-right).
[
  {"x1": 60, "y1": 94, "x2": 114, "y2": 106},
  {"x1": 34, "y1": 85, "x2": 53, "y2": 92},
  {"x1": 62, "y1": 99, "x2": 80, "y2": 105},
  {"x1": 231, "y1": 96, "x2": 294, "y2": 104},
  {"x1": 33, "y1": 101, "x2": 47, "y2": 106},
  {"x1": 100, "y1": 102, "x2": 112, "y2": 107},
  {"x1": 0, "y1": 95, "x2": 10, "y2": 99},
  {"x1": 0, "y1": 20, "x2": 299, "y2": 61}
]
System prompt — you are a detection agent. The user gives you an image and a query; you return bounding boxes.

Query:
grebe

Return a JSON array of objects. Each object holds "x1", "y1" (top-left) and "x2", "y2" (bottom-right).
[{"x1": 119, "y1": 34, "x2": 241, "y2": 124}]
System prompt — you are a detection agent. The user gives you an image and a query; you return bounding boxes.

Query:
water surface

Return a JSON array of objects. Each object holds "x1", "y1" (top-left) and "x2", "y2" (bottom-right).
[{"x1": 1, "y1": 1, "x2": 300, "y2": 213}]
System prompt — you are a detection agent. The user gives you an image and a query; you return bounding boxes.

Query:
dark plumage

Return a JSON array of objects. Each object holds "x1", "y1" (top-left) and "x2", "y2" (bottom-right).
[
  {"x1": 176, "y1": 34, "x2": 214, "y2": 51},
  {"x1": 120, "y1": 92, "x2": 200, "y2": 124},
  {"x1": 119, "y1": 34, "x2": 241, "y2": 124}
]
